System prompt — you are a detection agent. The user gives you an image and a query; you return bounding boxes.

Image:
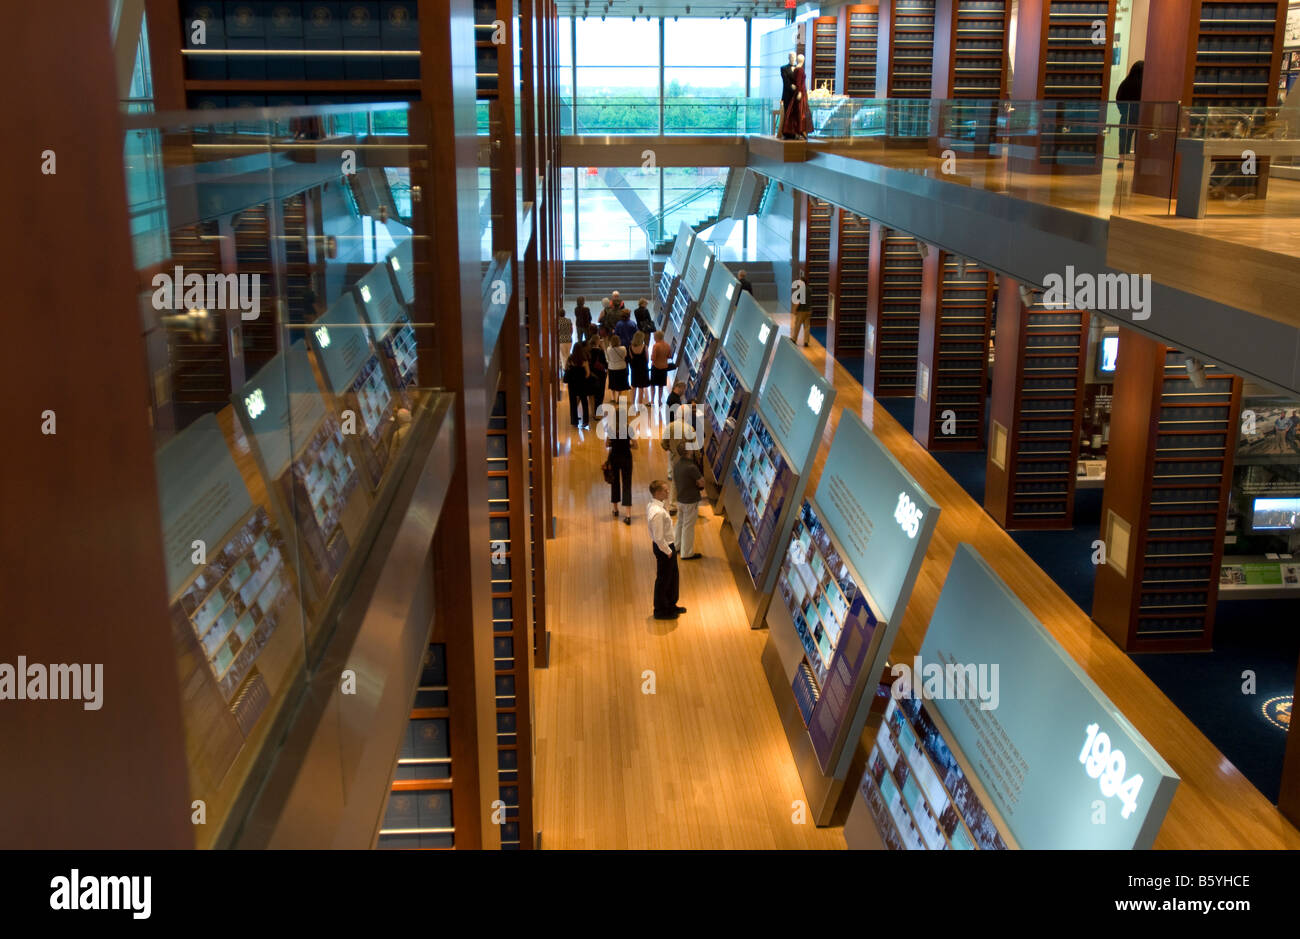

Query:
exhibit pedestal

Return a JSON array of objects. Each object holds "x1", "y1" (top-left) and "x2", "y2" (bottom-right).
[
  {"x1": 717, "y1": 510, "x2": 774, "y2": 630},
  {"x1": 761, "y1": 635, "x2": 846, "y2": 826}
]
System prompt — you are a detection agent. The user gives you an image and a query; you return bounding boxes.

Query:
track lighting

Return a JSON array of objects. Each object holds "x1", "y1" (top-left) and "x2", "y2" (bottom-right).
[
  {"x1": 1184, "y1": 357, "x2": 1208, "y2": 388},
  {"x1": 1018, "y1": 284, "x2": 1035, "y2": 308}
]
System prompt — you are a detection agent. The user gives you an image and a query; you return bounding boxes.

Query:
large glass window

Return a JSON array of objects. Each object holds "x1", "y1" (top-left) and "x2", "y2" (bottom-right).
[
  {"x1": 663, "y1": 18, "x2": 746, "y2": 96},
  {"x1": 573, "y1": 17, "x2": 660, "y2": 133},
  {"x1": 751, "y1": 18, "x2": 791, "y2": 96}
]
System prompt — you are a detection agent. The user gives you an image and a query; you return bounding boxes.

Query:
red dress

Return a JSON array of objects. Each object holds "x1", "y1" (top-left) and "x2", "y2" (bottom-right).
[{"x1": 780, "y1": 65, "x2": 811, "y2": 139}]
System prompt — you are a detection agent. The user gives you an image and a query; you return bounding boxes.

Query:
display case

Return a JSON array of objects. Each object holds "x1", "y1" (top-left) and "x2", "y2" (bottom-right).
[
  {"x1": 914, "y1": 250, "x2": 994, "y2": 450},
  {"x1": 844, "y1": 6, "x2": 881, "y2": 97},
  {"x1": 985, "y1": 282, "x2": 1089, "y2": 529},
  {"x1": 804, "y1": 196, "x2": 833, "y2": 332},
  {"x1": 865, "y1": 225, "x2": 922, "y2": 398}
]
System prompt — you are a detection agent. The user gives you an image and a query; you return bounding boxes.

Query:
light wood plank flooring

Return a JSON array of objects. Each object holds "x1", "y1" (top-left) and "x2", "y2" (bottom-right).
[{"x1": 538, "y1": 313, "x2": 1300, "y2": 850}]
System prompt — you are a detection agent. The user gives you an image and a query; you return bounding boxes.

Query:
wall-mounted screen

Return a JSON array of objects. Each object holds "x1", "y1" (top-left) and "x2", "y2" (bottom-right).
[
  {"x1": 1252, "y1": 496, "x2": 1300, "y2": 530},
  {"x1": 732, "y1": 412, "x2": 796, "y2": 584},
  {"x1": 1096, "y1": 334, "x2": 1118, "y2": 373}
]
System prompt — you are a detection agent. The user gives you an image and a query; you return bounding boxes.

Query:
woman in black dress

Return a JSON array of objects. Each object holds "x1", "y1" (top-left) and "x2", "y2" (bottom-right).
[
  {"x1": 586, "y1": 334, "x2": 608, "y2": 425},
  {"x1": 628, "y1": 330, "x2": 651, "y2": 414},
  {"x1": 563, "y1": 342, "x2": 590, "y2": 428}
]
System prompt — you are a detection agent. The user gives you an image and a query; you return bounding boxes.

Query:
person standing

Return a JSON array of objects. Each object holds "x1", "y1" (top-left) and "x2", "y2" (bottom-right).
[
  {"x1": 672, "y1": 443, "x2": 705, "y2": 560},
  {"x1": 634, "y1": 297, "x2": 655, "y2": 336},
  {"x1": 557, "y1": 307, "x2": 573, "y2": 353},
  {"x1": 606, "y1": 332, "x2": 630, "y2": 408},
  {"x1": 610, "y1": 290, "x2": 628, "y2": 316},
  {"x1": 614, "y1": 309, "x2": 638, "y2": 349},
  {"x1": 599, "y1": 297, "x2": 616, "y2": 330},
  {"x1": 605, "y1": 407, "x2": 636, "y2": 524},
  {"x1": 586, "y1": 333, "x2": 608, "y2": 423},
  {"x1": 790, "y1": 271, "x2": 812, "y2": 347},
  {"x1": 647, "y1": 480, "x2": 685, "y2": 619},
  {"x1": 650, "y1": 330, "x2": 671, "y2": 409},
  {"x1": 737, "y1": 269, "x2": 754, "y2": 296},
  {"x1": 574, "y1": 295, "x2": 593, "y2": 341},
  {"x1": 563, "y1": 342, "x2": 590, "y2": 428},
  {"x1": 662, "y1": 381, "x2": 693, "y2": 516},
  {"x1": 629, "y1": 330, "x2": 651, "y2": 414},
  {"x1": 1116, "y1": 60, "x2": 1143, "y2": 158}
]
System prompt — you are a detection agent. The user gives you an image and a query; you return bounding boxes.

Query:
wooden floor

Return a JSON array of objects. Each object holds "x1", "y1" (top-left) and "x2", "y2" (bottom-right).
[
  {"x1": 535, "y1": 386, "x2": 845, "y2": 849},
  {"x1": 538, "y1": 315, "x2": 1300, "y2": 850}
]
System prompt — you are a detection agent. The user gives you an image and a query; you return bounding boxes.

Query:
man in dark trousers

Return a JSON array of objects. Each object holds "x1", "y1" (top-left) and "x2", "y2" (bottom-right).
[
  {"x1": 736, "y1": 269, "x2": 754, "y2": 296},
  {"x1": 647, "y1": 480, "x2": 685, "y2": 620}
]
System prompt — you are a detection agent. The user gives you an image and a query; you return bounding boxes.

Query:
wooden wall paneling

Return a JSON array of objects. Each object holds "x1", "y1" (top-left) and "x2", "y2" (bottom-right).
[
  {"x1": 805, "y1": 196, "x2": 833, "y2": 330},
  {"x1": 809, "y1": 15, "x2": 840, "y2": 93},
  {"x1": 2, "y1": 0, "x2": 192, "y2": 848},
  {"x1": 420, "y1": 0, "x2": 501, "y2": 851},
  {"x1": 1093, "y1": 332, "x2": 1242, "y2": 652},
  {"x1": 984, "y1": 279, "x2": 1088, "y2": 528},
  {"x1": 143, "y1": 0, "x2": 187, "y2": 109}
]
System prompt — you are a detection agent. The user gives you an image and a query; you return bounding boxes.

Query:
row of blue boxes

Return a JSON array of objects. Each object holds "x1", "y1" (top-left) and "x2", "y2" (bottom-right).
[{"x1": 183, "y1": 1, "x2": 420, "y2": 80}]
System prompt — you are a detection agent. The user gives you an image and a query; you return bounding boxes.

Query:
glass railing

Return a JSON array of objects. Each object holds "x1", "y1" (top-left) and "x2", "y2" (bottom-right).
[{"x1": 120, "y1": 101, "x2": 446, "y2": 847}]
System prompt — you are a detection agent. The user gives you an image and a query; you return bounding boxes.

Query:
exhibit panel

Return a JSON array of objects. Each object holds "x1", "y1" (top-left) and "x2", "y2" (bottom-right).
[
  {"x1": 356, "y1": 257, "x2": 420, "y2": 397},
  {"x1": 308, "y1": 291, "x2": 402, "y2": 491},
  {"x1": 764, "y1": 409, "x2": 940, "y2": 823},
  {"x1": 655, "y1": 221, "x2": 696, "y2": 325},
  {"x1": 720, "y1": 339, "x2": 836, "y2": 623},
  {"x1": 665, "y1": 231, "x2": 711, "y2": 353},
  {"x1": 846, "y1": 545, "x2": 1181, "y2": 850},
  {"x1": 675, "y1": 260, "x2": 741, "y2": 402},
  {"x1": 388, "y1": 240, "x2": 416, "y2": 308},
  {"x1": 702, "y1": 292, "x2": 780, "y2": 493}
]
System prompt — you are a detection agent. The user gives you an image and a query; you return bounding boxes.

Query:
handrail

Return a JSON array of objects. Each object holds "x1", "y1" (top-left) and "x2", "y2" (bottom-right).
[{"x1": 625, "y1": 182, "x2": 726, "y2": 256}]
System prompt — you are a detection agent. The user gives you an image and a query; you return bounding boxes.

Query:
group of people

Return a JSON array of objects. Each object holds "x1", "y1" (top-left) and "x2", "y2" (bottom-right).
[
  {"x1": 557, "y1": 288, "x2": 709, "y2": 620},
  {"x1": 560, "y1": 293, "x2": 674, "y2": 429}
]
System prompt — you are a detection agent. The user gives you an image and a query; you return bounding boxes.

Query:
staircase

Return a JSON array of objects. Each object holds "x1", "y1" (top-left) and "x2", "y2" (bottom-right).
[{"x1": 562, "y1": 259, "x2": 655, "y2": 309}]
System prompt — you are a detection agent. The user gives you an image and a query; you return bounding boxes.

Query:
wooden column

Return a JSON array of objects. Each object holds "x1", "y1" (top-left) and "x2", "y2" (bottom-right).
[
  {"x1": 984, "y1": 278, "x2": 1088, "y2": 529},
  {"x1": 1, "y1": 0, "x2": 191, "y2": 849},
  {"x1": 804, "y1": 195, "x2": 833, "y2": 333},
  {"x1": 1092, "y1": 332, "x2": 1242, "y2": 652},
  {"x1": 419, "y1": 0, "x2": 501, "y2": 851},
  {"x1": 914, "y1": 250, "x2": 993, "y2": 450}
]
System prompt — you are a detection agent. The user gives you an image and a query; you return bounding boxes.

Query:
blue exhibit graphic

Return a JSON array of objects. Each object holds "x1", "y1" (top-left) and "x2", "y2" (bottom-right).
[
  {"x1": 861, "y1": 694, "x2": 1009, "y2": 850},
  {"x1": 732, "y1": 412, "x2": 795, "y2": 585},
  {"x1": 900, "y1": 544, "x2": 1181, "y2": 850},
  {"x1": 722, "y1": 291, "x2": 775, "y2": 392},
  {"x1": 704, "y1": 352, "x2": 745, "y2": 481},
  {"x1": 755, "y1": 339, "x2": 834, "y2": 479},
  {"x1": 681, "y1": 316, "x2": 716, "y2": 401}
]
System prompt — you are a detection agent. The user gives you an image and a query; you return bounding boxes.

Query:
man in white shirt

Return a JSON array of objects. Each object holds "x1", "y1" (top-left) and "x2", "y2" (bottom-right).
[{"x1": 647, "y1": 480, "x2": 685, "y2": 620}]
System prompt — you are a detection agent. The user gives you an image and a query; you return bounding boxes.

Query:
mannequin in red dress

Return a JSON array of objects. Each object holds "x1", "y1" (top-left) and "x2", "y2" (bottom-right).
[{"x1": 780, "y1": 53, "x2": 811, "y2": 140}]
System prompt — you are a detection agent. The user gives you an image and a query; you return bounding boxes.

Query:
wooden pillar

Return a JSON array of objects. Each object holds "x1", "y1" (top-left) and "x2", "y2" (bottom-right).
[
  {"x1": 419, "y1": 0, "x2": 501, "y2": 851},
  {"x1": 804, "y1": 195, "x2": 832, "y2": 334},
  {"x1": 1, "y1": 0, "x2": 191, "y2": 849},
  {"x1": 984, "y1": 278, "x2": 1088, "y2": 529},
  {"x1": 914, "y1": 250, "x2": 993, "y2": 450},
  {"x1": 1092, "y1": 331, "x2": 1242, "y2": 652}
]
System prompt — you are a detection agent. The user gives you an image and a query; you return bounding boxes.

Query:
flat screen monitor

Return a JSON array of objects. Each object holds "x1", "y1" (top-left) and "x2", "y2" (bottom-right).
[
  {"x1": 1252, "y1": 496, "x2": 1300, "y2": 531},
  {"x1": 1097, "y1": 335, "x2": 1118, "y2": 373}
]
